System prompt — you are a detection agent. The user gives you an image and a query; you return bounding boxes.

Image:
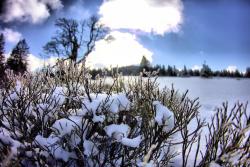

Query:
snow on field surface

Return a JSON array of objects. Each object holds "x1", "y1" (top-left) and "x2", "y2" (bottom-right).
[
  {"x1": 157, "y1": 77, "x2": 250, "y2": 166},
  {"x1": 156, "y1": 77, "x2": 250, "y2": 116},
  {"x1": 106, "y1": 77, "x2": 250, "y2": 166},
  {"x1": 1, "y1": 77, "x2": 249, "y2": 166}
]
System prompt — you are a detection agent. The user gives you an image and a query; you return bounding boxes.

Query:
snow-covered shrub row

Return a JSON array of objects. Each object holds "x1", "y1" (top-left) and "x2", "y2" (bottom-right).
[{"x1": 0, "y1": 63, "x2": 249, "y2": 167}]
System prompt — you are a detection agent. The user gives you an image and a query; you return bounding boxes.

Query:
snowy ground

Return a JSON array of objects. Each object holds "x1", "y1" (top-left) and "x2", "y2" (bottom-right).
[
  {"x1": 0, "y1": 77, "x2": 249, "y2": 166},
  {"x1": 107, "y1": 76, "x2": 250, "y2": 166},
  {"x1": 157, "y1": 77, "x2": 250, "y2": 166},
  {"x1": 107, "y1": 76, "x2": 250, "y2": 116},
  {"x1": 156, "y1": 77, "x2": 250, "y2": 117}
]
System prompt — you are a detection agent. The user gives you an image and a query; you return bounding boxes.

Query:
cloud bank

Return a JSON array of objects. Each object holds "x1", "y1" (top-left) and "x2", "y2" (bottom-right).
[
  {"x1": 0, "y1": 28, "x2": 22, "y2": 43},
  {"x1": 1, "y1": 0, "x2": 63, "y2": 24},
  {"x1": 90, "y1": 0, "x2": 184, "y2": 68},
  {"x1": 89, "y1": 0, "x2": 184, "y2": 68},
  {"x1": 226, "y1": 65, "x2": 237, "y2": 73},
  {"x1": 99, "y1": 0, "x2": 183, "y2": 35},
  {"x1": 192, "y1": 65, "x2": 202, "y2": 71},
  {"x1": 27, "y1": 54, "x2": 58, "y2": 71},
  {"x1": 87, "y1": 31, "x2": 153, "y2": 68}
]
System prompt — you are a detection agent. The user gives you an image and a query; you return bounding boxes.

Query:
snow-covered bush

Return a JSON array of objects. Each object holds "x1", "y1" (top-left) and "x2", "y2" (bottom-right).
[{"x1": 0, "y1": 62, "x2": 249, "y2": 167}]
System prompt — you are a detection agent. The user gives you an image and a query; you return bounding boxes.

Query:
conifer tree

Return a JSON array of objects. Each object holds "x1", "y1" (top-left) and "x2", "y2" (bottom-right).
[
  {"x1": 7, "y1": 39, "x2": 29, "y2": 74},
  {"x1": 200, "y1": 62, "x2": 212, "y2": 77},
  {"x1": 140, "y1": 55, "x2": 150, "y2": 71},
  {"x1": 173, "y1": 65, "x2": 178, "y2": 76},
  {"x1": 167, "y1": 65, "x2": 173, "y2": 76},
  {"x1": 245, "y1": 67, "x2": 250, "y2": 78},
  {"x1": 182, "y1": 65, "x2": 188, "y2": 76}
]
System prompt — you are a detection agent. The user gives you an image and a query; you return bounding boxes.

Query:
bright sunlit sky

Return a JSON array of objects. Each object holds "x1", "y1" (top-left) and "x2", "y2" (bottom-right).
[{"x1": 0, "y1": 0, "x2": 250, "y2": 72}]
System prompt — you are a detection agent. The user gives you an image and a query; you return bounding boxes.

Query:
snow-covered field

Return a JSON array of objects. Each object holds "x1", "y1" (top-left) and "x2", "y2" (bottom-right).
[
  {"x1": 109, "y1": 76, "x2": 250, "y2": 116},
  {"x1": 156, "y1": 77, "x2": 250, "y2": 121},
  {"x1": 156, "y1": 77, "x2": 250, "y2": 166},
  {"x1": 111, "y1": 76, "x2": 250, "y2": 166},
  {"x1": 157, "y1": 77, "x2": 250, "y2": 109},
  {"x1": 0, "y1": 74, "x2": 249, "y2": 166}
]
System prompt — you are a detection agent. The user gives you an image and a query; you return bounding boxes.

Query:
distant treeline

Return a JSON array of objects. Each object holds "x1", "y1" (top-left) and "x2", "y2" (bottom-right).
[
  {"x1": 90, "y1": 57, "x2": 250, "y2": 78},
  {"x1": 90, "y1": 65, "x2": 250, "y2": 78}
]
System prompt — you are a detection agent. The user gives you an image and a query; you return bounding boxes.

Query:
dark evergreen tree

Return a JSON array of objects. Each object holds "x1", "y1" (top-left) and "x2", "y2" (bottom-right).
[
  {"x1": 245, "y1": 67, "x2": 250, "y2": 78},
  {"x1": 167, "y1": 65, "x2": 173, "y2": 76},
  {"x1": 7, "y1": 39, "x2": 29, "y2": 74},
  {"x1": 212, "y1": 70, "x2": 219, "y2": 77},
  {"x1": 193, "y1": 70, "x2": 200, "y2": 76},
  {"x1": 188, "y1": 69, "x2": 194, "y2": 76},
  {"x1": 200, "y1": 62, "x2": 212, "y2": 78},
  {"x1": 181, "y1": 65, "x2": 188, "y2": 77},
  {"x1": 233, "y1": 70, "x2": 242, "y2": 78},
  {"x1": 173, "y1": 66, "x2": 178, "y2": 76},
  {"x1": 140, "y1": 55, "x2": 151, "y2": 71},
  {"x1": 159, "y1": 65, "x2": 166, "y2": 76}
]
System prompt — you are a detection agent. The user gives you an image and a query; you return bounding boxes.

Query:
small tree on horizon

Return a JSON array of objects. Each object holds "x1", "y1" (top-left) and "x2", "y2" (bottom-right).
[
  {"x1": 167, "y1": 65, "x2": 173, "y2": 76},
  {"x1": 173, "y1": 65, "x2": 178, "y2": 76},
  {"x1": 200, "y1": 62, "x2": 212, "y2": 77},
  {"x1": 245, "y1": 67, "x2": 250, "y2": 78},
  {"x1": 181, "y1": 65, "x2": 188, "y2": 76},
  {"x1": 233, "y1": 69, "x2": 242, "y2": 78},
  {"x1": 140, "y1": 55, "x2": 151, "y2": 71},
  {"x1": 7, "y1": 39, "x2": 29, "y2": 74}
]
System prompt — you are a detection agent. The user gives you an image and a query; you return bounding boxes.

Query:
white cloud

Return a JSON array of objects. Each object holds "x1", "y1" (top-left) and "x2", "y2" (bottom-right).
[
  {"x1": 99, "y1": 0, "x2": 183, "y2": 35},
  {"x1": 86, "y1": 31, "x2": 153, "y2": 68},
  {"x1": 42, "y1": 0, "x2": 63, "y2": 9},
  {"x1": 0, "y1": 28, "x2": 22, "y2": 43},
  {"x1": 27, "y1": 54, "x2": 58, "y2": 71},
  {"x1": 192, "y1": 65, "x2": 202, "y2": 71},
  {"x1": 226, "y1": 65, "x2": 237, "y2": 73},
  {"x1": 2, "y1": 0, "x2": 63, "y2": 24}
]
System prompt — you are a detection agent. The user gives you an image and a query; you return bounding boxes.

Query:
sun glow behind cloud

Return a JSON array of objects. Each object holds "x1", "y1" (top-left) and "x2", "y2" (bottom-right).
[
  {"x1": 226, "y1": 65, "x2": 238, "y2": 73},
  {"x1": 86, "y1": 0, "x2": 183, "y2": 68},
  {"x1": 99, "y1": 0, "x2": 183, "y2": 35},
  {"x1": 192, "y1": 65, "x2": 202, "y2": 71},
  {"x1": 27, "y1": 54, "x2": 57, "y2": 71},
  {"x1": 87, "y1": 31, "x2": 153, "y2": 68}
]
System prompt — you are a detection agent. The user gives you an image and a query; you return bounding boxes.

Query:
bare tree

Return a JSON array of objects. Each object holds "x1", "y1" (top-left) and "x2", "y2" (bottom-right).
[{"x1": 44, "y1": 16, "x2": 108, "y2": 64}]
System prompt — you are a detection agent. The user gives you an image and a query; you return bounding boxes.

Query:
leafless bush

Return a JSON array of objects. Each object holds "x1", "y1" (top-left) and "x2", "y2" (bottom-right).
[
  {"x1": 0, "y1": 63, "x2": 249, "y2": 167},
  {"x1": 198, "y1": 102, "x2": 250, "y2": 167}
]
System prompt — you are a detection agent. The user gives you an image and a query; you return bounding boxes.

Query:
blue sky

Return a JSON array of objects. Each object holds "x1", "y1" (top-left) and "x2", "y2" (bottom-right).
[{"x1": 0, "y1": 0, "x2": 249, "y2": 71}]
